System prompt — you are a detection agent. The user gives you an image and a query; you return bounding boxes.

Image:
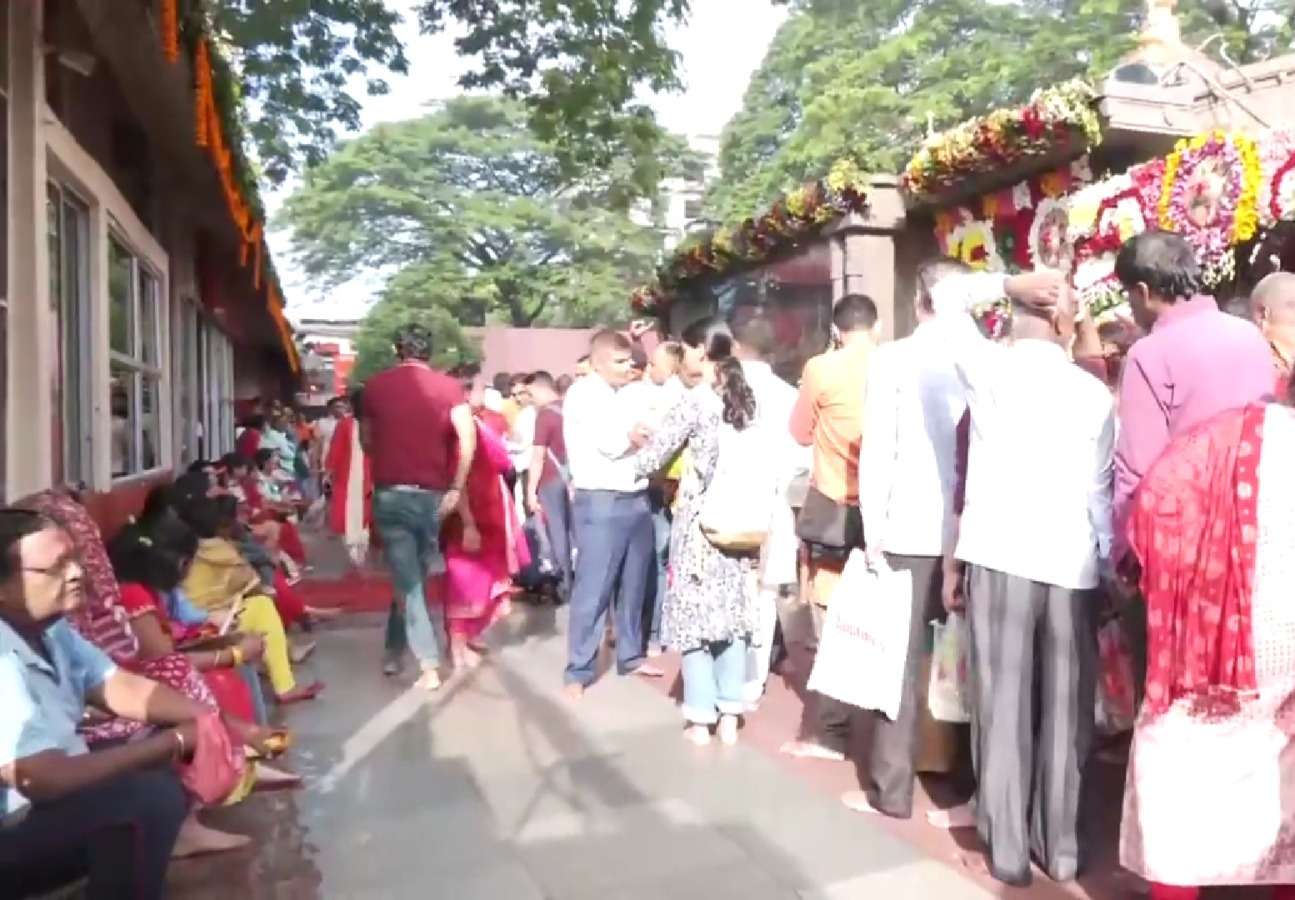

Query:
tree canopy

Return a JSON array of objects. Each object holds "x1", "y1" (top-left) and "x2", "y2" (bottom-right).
[
  {"x1": 281, "y1": 96, "x2": 665, "y2": 340},
  {"x1": 209, "y1": 0, "x2": 692, "y2": 195},
  {"x1": 703, "y1": 0, "x2": 1294, "y2": 223},
  {"x1": 348, "y1": 298, "x2": 477, "y2": 386}
]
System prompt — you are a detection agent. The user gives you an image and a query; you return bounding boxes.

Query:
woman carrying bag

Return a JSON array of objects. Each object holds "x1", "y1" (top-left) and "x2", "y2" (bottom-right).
[{"x1": 632, "y1": 318, "x2": 780, "y2": 746}]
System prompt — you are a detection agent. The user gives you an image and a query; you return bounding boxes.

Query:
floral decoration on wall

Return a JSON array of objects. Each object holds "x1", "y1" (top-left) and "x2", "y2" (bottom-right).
[
  {"x1": 901, "y1": 80, "x2": 1102, "y2": 199},
  {"x1": 629, "y1": 159, "x2": 870, "y2": 319}
]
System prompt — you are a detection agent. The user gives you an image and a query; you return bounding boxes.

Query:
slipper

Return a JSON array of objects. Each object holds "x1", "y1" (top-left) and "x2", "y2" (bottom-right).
[{"x1": 289, "y1": 640, "x2": 317, "y2": 665}]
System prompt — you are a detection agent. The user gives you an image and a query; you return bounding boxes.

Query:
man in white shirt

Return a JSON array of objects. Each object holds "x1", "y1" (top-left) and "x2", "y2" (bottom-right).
[
  {"x1": 561, "y1": 329, "x2": 663, "y2": 697},
  {"x1": 732, "y1": 313, "x2": 805, "y2": 708},
  {"x1": 846, "y1": 257, "x2": 974, "y2": 822},
  {"x1": 933, "y1": 269, "x2": 1112, "y2": 887},
  {"x1": 618, "y1": 340, "x2": 687, "y2": 653}
]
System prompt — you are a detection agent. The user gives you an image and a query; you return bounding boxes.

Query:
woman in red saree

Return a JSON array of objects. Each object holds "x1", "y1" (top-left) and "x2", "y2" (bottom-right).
[
  {"x1": 442, "y1": 413, "x2": 530, "y2": 668},
  {"x1": 1121, "y1": 400, "x2": 1295, "y2": 898},
  {"x1": 324, "y1": 410, "x2": 372, "y2": 567}
]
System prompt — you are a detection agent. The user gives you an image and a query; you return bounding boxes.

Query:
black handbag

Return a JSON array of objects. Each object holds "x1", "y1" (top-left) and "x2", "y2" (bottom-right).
[{"x1": 795, "y1": 484, "x2": 863, "y2": 551}]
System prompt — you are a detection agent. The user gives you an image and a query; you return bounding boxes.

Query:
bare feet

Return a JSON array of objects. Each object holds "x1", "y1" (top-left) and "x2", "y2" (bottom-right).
[
  {"x1": 252, "y1": 762, "x2": 303, "y2": 791},
  {"x1": 632, "y1": 663, "x2": 665, "y2": 679},
  {"x1": 779, "y1": 740, "x2": 846, "y2": 762},
  {"x1": 415, "y1": 667, "x2": 443, "y2": 692},
  {"x1": 683, "y1": 724, "x2": 712, "y2": 746},
  {"x1": 563, "y1": 682, "x2": 586, "y2": 702},
  {"x1": 927, "y1": 801, "x2": 977, "y2": 830},
  {"x1": 717, "y1": 715, "x2": 739, "y2": 746},
  {"x1": 841, "y1": 790, "x2": 882, "y2": 815},
  {"x1": 456, "y1": 647, "x2": 483, "y2": 670},
  {"x1": 172, "y1": 814, "x2": 251, "y2": 858},
  {"x1": 275, "y1": 681, "x2": 324, "y2": 705},
  {"x1": 957, "y1": 850, "x2": 1031, "y2": 888},
  {"x1": 289, "y1": 640, "x2": 317, "y2": 665},
  {"x1": 305, "y1": 605, "x2": 344, "y2": 621}
]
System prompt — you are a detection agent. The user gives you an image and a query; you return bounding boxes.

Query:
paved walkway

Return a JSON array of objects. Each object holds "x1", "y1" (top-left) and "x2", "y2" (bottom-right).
[{"x1": 282, "y1": 608, "x2": 992, "y2": 899}]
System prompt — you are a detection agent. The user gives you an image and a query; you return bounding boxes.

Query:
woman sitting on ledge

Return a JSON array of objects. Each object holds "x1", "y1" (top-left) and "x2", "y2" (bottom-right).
[{"x1": 178, "y1": 496, "x2": 323, "y2": 705}]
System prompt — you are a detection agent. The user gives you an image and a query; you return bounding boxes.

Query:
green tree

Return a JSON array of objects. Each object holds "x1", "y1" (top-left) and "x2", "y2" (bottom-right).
[
  {"x1": 348, "y1": 298, "x2": 478, "y2": 386},
  {"x1": 204, "y1": 0, "x2": 692, "y2": 195},
  {"x1": 281, "y1": 96, "x2": 666, "y2": 331},
  {"x1": 704, "y1": 0, "x2": 1291, "y2": 222}
]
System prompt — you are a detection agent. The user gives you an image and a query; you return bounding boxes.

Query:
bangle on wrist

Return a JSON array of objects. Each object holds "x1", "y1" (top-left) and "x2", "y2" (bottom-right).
[
  {"x1": 231, "y1": 645, "x2": 244, "y2": 667},
  {"x1": 172, "y1": 729, "x2": 186, "y2": 761}
]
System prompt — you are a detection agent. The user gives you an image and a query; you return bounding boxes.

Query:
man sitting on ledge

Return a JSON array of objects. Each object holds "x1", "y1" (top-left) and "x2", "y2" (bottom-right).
[{"x1": 0, "y1": 508, "x2": 217, "y2": 900}]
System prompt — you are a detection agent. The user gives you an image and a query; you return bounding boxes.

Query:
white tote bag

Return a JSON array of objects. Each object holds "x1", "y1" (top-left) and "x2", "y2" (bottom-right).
[{"x1": 806, "y1": 550, "x2": 913, "y2": 720}]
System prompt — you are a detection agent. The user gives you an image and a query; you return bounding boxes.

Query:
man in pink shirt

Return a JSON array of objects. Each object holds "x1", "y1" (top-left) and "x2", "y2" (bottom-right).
[{"x1": 1113, "y1": 231, "x2": 1274, "y2": 562}]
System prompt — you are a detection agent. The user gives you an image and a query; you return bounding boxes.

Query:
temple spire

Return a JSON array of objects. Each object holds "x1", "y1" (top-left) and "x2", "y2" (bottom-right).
[{"x1": 1137, "y1": 0, "x2": 1184, "y2": 66}]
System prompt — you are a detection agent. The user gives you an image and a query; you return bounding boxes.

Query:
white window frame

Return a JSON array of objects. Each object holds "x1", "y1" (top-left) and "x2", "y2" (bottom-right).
[
  {"x1": 107, "y1": 232, "x2": 166, "y2": 479},
  {"x1": 44, "y1": 112, "x2": 172, "y2": 490},
  {"x1": 46, "y1": 179, "x2": 93, "y2": 486},
  {"x1": 173, "y1": 303, "x2": 235, "y2": 462}
]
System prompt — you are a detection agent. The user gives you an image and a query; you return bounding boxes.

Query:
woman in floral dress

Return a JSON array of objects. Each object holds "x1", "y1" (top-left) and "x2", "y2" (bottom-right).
[{"x1": 633, "y1": 317, "x2": 762, "y2": 746}]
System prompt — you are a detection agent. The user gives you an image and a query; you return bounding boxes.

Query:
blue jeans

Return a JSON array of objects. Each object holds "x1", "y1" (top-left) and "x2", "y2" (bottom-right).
[
  {"x1": 564, "y1": 489, "x2": 653, "y2": 686},
  {"x1": 648, "y1": 491, "x2": 671, "y2": 645},
  {"x1": 373, "y1": 487, "x2": 446, "y2": 668},
  {"x1": 538, "y1": 478, "x2": 574, "y2": 600},
  {"x1": 681, "y1": 639, "x2": 748, "y2": 725},
  {"x1": 237, "y1": 664, "x2": 269, "y2": 725}
]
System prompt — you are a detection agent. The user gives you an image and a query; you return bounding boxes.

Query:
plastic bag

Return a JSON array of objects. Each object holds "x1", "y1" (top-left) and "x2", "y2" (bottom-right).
[
  {"x1": 927, "y1": 612, "x2": 972, "y2": 724},
  {"x1": 1095, "y1": 618, "x2": 1137, "y2": 735},
  {"x1": 806, "y1": 551, "x2": 912, "y2": 719}
]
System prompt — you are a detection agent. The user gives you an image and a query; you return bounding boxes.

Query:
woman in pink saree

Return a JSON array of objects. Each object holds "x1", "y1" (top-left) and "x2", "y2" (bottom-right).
[{"x1": 442, "y1": 412, "x2": 530, "y2": 669}]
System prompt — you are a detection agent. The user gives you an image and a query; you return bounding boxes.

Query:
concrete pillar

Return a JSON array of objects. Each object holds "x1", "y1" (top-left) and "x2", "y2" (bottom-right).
[
  {"x1": 843, "y1": 231, "x2": 897, "y2": 341},
  {"x1": 6, "y1": 2, "x2": 52, "y2": 499}
]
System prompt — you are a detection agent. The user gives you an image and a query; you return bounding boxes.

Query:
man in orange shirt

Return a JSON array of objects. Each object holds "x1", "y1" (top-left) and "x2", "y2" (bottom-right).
[{"x1": 782, "y1": 294, "x2": 878, "y2": 762}]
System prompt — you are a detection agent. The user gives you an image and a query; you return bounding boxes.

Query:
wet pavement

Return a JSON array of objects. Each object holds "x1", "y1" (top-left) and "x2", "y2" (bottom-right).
[
  {"x1": 170, "y1": 603, "x2": 993, "y2": 899},
  {"x1": 166, "y1": 531, "x2": 1271, "y2": 898}
]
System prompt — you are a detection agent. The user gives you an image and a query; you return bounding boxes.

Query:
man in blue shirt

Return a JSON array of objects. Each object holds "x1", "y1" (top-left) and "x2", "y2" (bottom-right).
[{"x1": 0, "y1": 508, "x2": 215, "y2": 900}]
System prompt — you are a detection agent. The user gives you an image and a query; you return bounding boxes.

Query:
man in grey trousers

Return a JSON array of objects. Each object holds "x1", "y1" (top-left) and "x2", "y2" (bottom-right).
[
  {"x1": 847, "y1": 257, "x2": 976, "y2": 821},
  {"x1": 935, "y1": 268, "x2": 1114, "y2": 886}
]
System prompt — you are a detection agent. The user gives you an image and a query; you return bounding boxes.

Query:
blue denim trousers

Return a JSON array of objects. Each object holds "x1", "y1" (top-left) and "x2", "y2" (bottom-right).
[
  {"x1": 564, "y1": 489, "x2": 654, "y2": 686},
  {"x1": 373, "y1": 487, "x2": 446, "y2": 668},
  {"x1": 648, "y1": 491, "x2": 671, "y2": 645},
  {"x1": 681, "y1": 639, "x2": 748, "y2": 726}
]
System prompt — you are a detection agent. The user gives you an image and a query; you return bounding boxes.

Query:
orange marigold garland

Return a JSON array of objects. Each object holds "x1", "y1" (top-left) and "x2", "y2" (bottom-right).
[
  {"x1": 194, "y1": 40, "x2": 212, "y2": 147},
  {"x1": 160, "y1": 0, "x2": 180, "y2": 63}
]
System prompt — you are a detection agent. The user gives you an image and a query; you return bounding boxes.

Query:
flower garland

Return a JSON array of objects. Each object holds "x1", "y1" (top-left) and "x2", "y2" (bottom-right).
[
  {"x1": 188, "y1": 31, "x2": 296, "y2": 370},
  {"x1": 160, "y1": 0, "x2": 180, "y2": 63},
  {"x1": 901, "y1": 80, "x2": 1101, "y2": 198},
  {"x1": 1158, "y1": 130, "x2": 1262, "y2": 285},
  {"x1": 642, "y1": 158, "x2": 870, "y2": 311}
]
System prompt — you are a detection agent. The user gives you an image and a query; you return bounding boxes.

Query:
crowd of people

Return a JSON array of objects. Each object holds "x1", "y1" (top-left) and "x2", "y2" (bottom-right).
[
  {"x1": 8, "y1": 226, "x2": 1295, "y2": 897},
  {"x1": 544, "y1": 228, "x2": 1295, "y2": 897}
]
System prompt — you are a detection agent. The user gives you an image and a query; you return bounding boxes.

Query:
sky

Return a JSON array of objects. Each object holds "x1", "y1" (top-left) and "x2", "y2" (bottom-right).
[{"x1": 273, "y1": 0, "x2": 789, "y2": 323}]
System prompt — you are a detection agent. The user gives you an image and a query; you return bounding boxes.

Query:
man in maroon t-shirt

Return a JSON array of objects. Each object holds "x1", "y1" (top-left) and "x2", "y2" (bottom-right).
[
  {"x1": 360, "y1": 324, "x2": 476, "y2": 690},
  {"x1": 523, "y1": 372, "x2": 572, "y2": 600}
]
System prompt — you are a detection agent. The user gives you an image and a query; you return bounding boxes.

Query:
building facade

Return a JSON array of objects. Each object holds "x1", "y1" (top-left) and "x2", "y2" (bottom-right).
[{"x1": 4, "y1": 1, "x2": 298, "y2": 531}]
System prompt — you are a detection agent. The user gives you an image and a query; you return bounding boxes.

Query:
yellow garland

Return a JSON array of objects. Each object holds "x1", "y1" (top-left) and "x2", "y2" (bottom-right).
[
  {"x1": 1157, "y1": 134, "x2": 1188, "y2": 230},
  {"x1": 1235, "y1": 134, "x2": 1262, "y2": 243}
]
